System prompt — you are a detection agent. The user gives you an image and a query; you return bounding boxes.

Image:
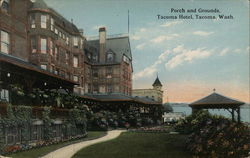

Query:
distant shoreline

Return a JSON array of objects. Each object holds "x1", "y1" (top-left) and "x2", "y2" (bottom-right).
[{"x1": 169, "y1": 103, "x2": 250, "y2": 108}]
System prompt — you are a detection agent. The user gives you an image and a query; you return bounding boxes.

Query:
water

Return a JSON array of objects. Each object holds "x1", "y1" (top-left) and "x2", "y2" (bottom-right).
[{"x1": 172, "y1": 105, "x2": 250, "y2": 123}]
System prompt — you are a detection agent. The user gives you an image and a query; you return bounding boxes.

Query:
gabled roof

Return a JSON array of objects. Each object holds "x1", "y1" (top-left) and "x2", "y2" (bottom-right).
[
  {"x1": 87, "y1": 36, "x2": 132, "y2": 63},
  {"x1": 152, "y1": 76, "x2": 162, "y2": 87},
  {"x1": 189, "y1": 92, "x2": 245, "y2": 108}
]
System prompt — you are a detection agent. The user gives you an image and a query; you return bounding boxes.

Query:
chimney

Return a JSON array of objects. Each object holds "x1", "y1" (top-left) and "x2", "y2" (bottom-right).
[
  {"x1": 79, "y1": 29, "x2": 84, "y2": 35},
  {"x1": 99, "y1": 27, "x2": 106, "y2": 63}
]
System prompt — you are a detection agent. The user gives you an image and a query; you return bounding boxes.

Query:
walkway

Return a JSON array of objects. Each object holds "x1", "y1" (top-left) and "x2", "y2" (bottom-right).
[{"x1": 41, "y1": 130, "x2": 125, "y2": 158}]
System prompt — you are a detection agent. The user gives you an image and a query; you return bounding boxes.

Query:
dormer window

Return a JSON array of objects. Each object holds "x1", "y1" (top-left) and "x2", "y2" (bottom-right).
[
  {"x1": 107, "y1": 52, "x2": 114, "y2": 62},
  {"x1": 123, "y1": 55, "x2": 130, "y2": 64},
  {"x1": 1, "y1": 0, "x2": 10, "y2": 14},
  {"x1": 93, "y1": 54, "x2": 97, "y2": 62},
  {"x1": 87, "y1": 53, "x2": 91, "y2": 60}
]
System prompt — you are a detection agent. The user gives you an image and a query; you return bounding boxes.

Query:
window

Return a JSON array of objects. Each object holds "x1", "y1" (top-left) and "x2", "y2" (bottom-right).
[
  {"x1": 92, "y1": 69, "x2": 98, "y2": 78},
  {"x1": 73, "y1": 37, "x2": 78, "y2": 47},
  {"x1": 55, "y1": 46, "x2": 58, "y2": 59},
  {"x1": 40, "y1": 64, "x2": 47, "y2": 70},
  {"x1": 50, "y1": 18, "x2": 54, "y2": 31},
  {"x1": 123, "y1": 55, "x2": 130, "y2": 64},
  {"x1": 107, "y1": 85, "x2": 112, "y2": 93},
  {"x1": 60, "y1": 70, "x2": 65, "y2": 77},
  {"x1": 0, "y1": 89, "x2": 9, "y2": 102},
  {"x1": 55, "y1": 69, "x2": 58, "y2": 75},
  {"x1": 88, "y1": 83, "x2": 91, "y2": 93},
  {"x1": 80, "y1": 38, "x2": 83, "y2": 48},
  {"x1": 50, "y1": 40, "x2": 53, "y2": 55},
  {"x1": 1, "y1": 0, "x2": 10, "y2": 13},
  {"x1": 0, "y1": 30, "x2": 10, "y2": 54},
  {"x1": 73, "y1": 55, "x2": 78, "y2": 67},
  {"x1": 40, "y1": 38, "x2": 47, "y2": 54},
  {"x1": 66, "y1": 37, "x2": 69, "y2": 45},
  {"x1": 93, "y1": 84, "x2": 98, "y2": 93},
  {"x1": 59, "y1": 32, "x2": 62, "y2": 38},
  {"x1": 31, "y1": 37, "x2": 37, "y2": 53},
  {"x1": 93, "y1": 54, "x2": 97, "y2": 62},
  {"x1": 65, "y1": 72, "x2": 70, "y2": 79},
  {"x1": 106, "y1": 67, "x2": 112, "y2": 78},
  {"x1": 50, "y1": 65, "x2": 55, "y2": 73},
  {"x1": 41, "y1": 15, "x2": 47, "y2": 29},
  {"x1": 107, "y1": 53, "x2": 114, "y2": 62},
  {"x1": 30, "y1": 14, "x2": 36, "y2": 28},
  {"x1": 73, "y1": 75, "x2": 79, "y2": 82},
  {"x1": 66, "y1": 52, "x2": 69, "y2": 65},
  {"x1": 55, "y1": 28, "x2": 58, "y2": 34}
]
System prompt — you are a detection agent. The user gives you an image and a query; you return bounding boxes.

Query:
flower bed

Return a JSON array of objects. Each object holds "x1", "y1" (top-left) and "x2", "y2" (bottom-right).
[
  {"x1": 175, "y1": 110, "x2": 250, "y2": 158},
  {"x1": 2, "y1": 134, "x2": 87, "y2": 155},
  {"x1": 130, "y1": 126, "x2": 172, "y2": 133}
]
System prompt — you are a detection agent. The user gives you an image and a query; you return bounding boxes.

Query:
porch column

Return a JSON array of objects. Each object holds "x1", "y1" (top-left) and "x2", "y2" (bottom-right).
[
  {"x1": 237, "y1": 107, "x2": 241, "y2": 123},
  {"x1": 232, "y1": 108, "x2": 235, "y2": 122}
]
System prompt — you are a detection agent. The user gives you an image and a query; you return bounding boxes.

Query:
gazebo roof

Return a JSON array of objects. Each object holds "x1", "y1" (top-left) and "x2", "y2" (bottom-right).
[{"x1": 189, "y1": 92, "x2": 245, "y2": 109}]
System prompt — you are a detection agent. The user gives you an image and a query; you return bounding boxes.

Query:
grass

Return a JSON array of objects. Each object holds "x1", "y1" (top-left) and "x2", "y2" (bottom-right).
[
  {"x1": 8, "y1": 131, "x2": 106, "y2": 158},
  {"x1": 73, "y1": 132, "x2": 193, "y2": 158}
]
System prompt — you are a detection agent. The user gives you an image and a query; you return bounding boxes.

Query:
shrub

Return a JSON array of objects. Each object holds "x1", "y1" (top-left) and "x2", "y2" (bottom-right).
[{"x1": 175, "y1": 110, "x2": 250, "y2": 158}]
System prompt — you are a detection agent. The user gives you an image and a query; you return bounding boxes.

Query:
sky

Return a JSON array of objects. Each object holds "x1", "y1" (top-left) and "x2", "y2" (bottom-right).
[{"x1": 44, "y1": 0, "x2": 249, "y2": 103}]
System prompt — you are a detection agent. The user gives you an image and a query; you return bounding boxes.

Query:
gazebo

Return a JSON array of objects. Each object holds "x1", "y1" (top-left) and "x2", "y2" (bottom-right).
[{"x1": 189, "y1": 91, "x2": 245, "y2": 122}]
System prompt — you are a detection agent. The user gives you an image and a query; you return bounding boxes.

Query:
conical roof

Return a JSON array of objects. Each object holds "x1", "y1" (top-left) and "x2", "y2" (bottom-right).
[
  {"x1": 31, "y1": 0, "x2": 49, "y2": 10},
  {"x1": 189, "y1": 92, "x2": 245, "y2": 108},
  {"x1": 152, "y1": 76, "x2": 162, "y2": 87}
]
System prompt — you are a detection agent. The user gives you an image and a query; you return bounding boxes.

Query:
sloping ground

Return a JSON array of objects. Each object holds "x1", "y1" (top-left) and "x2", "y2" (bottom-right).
[{"x1": 73, "y1": 132, "x2": 192, "y2": 158}]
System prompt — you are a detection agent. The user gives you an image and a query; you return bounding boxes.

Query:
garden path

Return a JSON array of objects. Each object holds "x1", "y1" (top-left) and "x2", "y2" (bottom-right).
[{"x1": 41, "y1": 130, "x2": 125, "y2": 158}]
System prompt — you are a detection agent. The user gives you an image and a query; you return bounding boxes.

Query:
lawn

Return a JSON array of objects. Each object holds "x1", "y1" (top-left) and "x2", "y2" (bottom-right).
[
  {"x1": 8, "y1": 131, "x2": 106, "y2": 158},
  {"x1": 73, "y1": 132, "x2": 193, "y2": 158}
]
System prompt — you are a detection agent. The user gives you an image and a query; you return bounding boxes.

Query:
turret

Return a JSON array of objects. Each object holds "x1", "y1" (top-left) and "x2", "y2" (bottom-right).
[{"x1": 152, "y1": 76, "x2": 162, "y2": 91}]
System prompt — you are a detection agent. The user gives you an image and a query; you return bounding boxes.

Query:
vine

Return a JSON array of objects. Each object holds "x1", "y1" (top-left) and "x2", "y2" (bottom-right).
[{"x1": 42, "y1": 107, "x2": 53, "y2": 141}]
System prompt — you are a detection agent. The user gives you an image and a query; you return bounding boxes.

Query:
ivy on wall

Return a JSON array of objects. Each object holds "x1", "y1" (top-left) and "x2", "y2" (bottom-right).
[{"x1": 42, "y1": 107, "x2": 53, "y2": 141}]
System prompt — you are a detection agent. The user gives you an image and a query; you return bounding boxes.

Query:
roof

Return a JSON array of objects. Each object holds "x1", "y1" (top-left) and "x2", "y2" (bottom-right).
[
  {"x1": 87, "y1": 36, "x2": 132, "y2": 63},
  {"x1": 0, "y1": 52, "x2": 78, "y2": 85},
  {"x1": 152, "y1": 76, "x2": 162, "y2": 87},
  {"x1": 189, "y1": 92, "x2": 245, "y2": 109},
  {"x1": 134, "y1": 96, "x2": 162, "y2": 105},
  {"x1": 31, "y1": 0, "x2": 48, "y2": 10},
  {"x1": 84, "y1": 93, "x2": 133, "y2": 102},
  {"x1": 83, "y1": 93, "x2": 161, "y2": 105}
]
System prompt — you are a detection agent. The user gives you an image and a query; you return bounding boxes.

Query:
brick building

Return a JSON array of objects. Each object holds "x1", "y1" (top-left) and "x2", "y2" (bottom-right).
[
  {"x1": 85, "y1": 28, "x2": 132, "y2": 95},
  {"x1": 0, "y1": 0, "x2": 132, "y2": 96},
  {"x1": 0, "y1": 0, "x2": 162, "y2": 148}
]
